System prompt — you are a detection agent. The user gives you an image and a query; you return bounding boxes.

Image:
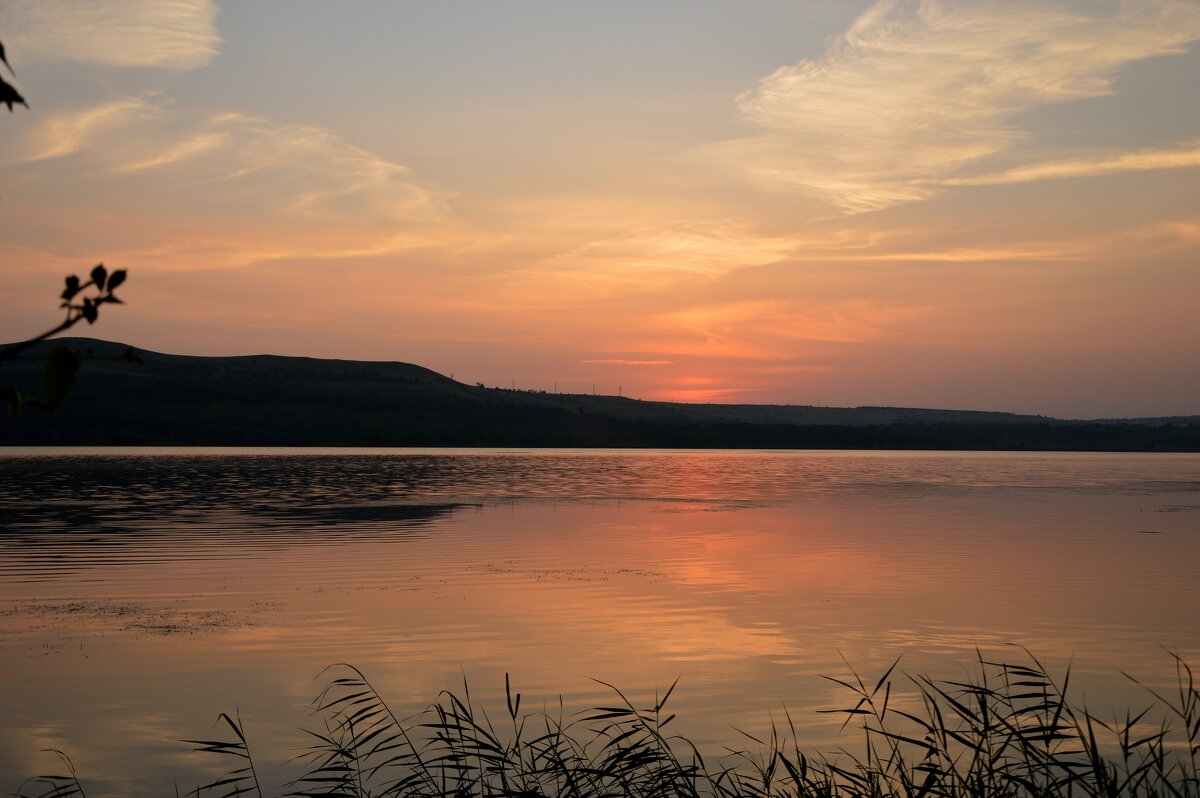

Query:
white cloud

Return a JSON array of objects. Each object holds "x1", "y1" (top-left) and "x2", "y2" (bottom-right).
[
  {"x1": 732, "y1": 0, "x2": 1200, "y2": 212},
  {"x1": 0, "y1": 0, "x2": 220, "y2": 69}
]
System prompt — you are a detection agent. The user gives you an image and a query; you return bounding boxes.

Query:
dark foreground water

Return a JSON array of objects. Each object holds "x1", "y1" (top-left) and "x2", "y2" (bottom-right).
[{"x1": 1, "y1": 448, "x2": 1198, "y2": 795}]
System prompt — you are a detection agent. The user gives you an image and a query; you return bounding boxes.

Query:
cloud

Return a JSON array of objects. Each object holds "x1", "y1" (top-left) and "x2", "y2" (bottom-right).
[
  {"x1": 540, "y1": 219, "x2": 799, "y2": 295},
  {"x1": 1, "y1": 95, "x2": 452, "y2": 271},
  {"x1": 823, "y1": 219, "x2": 1200, "y2": 265},
  {"x1": 943, "y1": 139, "x2": 1200, "y2": 186},
  {"x1": 731, "y1": 0, "x2": 1200, "y2": 212},
  {"x1": 13, "y1": 97, "x2": 447, "y2": 228},
  {"x1": 655, "y1": 387, "x2": 759, "y2": 403},
  {"x1": 751, "y1": 364, "x2": 835, "y2": 376},
  {"x1": 652, "y1": 298, "x2": 936, "y2": 361},
  {"x1": 18, "y1": 98, "x2": 160, "y2": 162},
  {"x1": 116, "y1": 131, "x2": 233, "y2": 173},
  {"x1": 580, "y1": 359, "x2": 674, "y2": 366},
  {"x1": 212, "y1": 115, "x2": 447, "y2": 224},
  {"x1": 0, "y1": 0, "x2": 220, "y2": 69}
]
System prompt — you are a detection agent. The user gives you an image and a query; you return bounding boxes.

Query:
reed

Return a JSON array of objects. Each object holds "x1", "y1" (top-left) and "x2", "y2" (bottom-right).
[{"x1": 15, "y1": 652, "x2": 1200, "y2": 798}]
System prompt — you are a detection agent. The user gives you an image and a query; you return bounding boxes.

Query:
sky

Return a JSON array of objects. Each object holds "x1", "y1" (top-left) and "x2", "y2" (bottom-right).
[{"x1": 0, "y1": 0, "x2": 1197, "y2": 418}]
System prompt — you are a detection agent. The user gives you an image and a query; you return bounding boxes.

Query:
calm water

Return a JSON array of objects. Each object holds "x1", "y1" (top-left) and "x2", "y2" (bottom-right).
[{"x1": 2, "y1": 448, "x2": 1199, "y2": 795}]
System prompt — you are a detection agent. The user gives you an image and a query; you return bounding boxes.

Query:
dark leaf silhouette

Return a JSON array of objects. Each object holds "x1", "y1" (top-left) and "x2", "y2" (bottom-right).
[
  {"x1": 107, "y1": 269, "x2": 127, "y2": 292},
  {"x1": 61, "y1": 275, "x2": 82, "y2": 301},
  {"x1": 14, "y1": 750, "x2": 85, "y2": 798},
  {"x1": 42, "y1": 346, "x2": 81, "y2": 409},
  {"x1": 1, "y1": 383, "x2": 23, "y2": 418},
  {"x1": 81, "y1": 298, "x2": 98, "y2": 324},
  {"x1": 182, "y1": 711, "x2": 264, "y2": 798},
  {"x1": 1, "y1": 74, "x2": 27, "y2": 111},
  {"x1": 90, "y1": 263, "x2": 108, "y2": 291}
]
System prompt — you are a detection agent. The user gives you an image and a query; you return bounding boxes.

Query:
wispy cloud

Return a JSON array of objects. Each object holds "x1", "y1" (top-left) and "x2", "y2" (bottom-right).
[
  {"x1": 1, "y1": 95, "x2": 451, "y2": 271},
  {"x1": 116, "y1": 131, "x2": 233, "y2": 173},
  {"x1": 580, "y1": 359, "x2": 674, "y2": 366},
  {"x1": 18, "y1": 98, "x2": 160, "y2": 162},
  {"x1": 730, "y1": 0, "x2": 1200, "y2": 212},
  {"x1": 653, "y1": 298, "x2": 936, "y2": 361},
  {"x1": 944, "y1": 139, "x2": 1200, "y2": 186},
  {"x1": 653, "y1": 387, "x2": 759, "y2": 403},
  {"x1": 0, "y1": 0, "x2": 221, "y2": 69},
  {"x1": 13, "y1": 97, "x2": 448, "y2": 228},
  {"x1": 540, "y1": 219, "x2": 798, "y2": 295},
  {"x1": 213, "y1": 116, "x2": 447, "y2": 223},
  {"x1": 809, "y1": 219, "x2": 1200, "y2": 265}
]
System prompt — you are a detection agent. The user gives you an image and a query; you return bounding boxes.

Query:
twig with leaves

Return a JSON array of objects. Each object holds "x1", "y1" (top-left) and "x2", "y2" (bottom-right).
[{"x1": 0, "y1": 265, "x2": 130, "y2": 416}]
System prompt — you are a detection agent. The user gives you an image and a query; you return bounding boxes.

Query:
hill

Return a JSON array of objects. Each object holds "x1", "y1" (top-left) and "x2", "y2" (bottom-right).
[{"x1": 2, "y1": 338, "x2": 1197, "y2": 450}]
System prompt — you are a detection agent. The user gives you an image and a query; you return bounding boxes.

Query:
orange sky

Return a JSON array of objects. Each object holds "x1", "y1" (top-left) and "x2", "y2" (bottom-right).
[{"x1": 1, "y1": 0, "x2": 1198, "y2": 417}]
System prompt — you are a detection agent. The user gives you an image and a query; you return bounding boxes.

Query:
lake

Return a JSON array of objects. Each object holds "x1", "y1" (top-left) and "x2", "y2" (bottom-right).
[{"x1": 2, "y1": 448, "x2": 1199, "y2": 796}]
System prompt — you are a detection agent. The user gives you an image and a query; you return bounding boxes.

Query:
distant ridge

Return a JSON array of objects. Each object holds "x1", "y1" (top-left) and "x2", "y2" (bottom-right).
[{"x1": 2, "y1": 338, "x2": 1197, "y2": 450}]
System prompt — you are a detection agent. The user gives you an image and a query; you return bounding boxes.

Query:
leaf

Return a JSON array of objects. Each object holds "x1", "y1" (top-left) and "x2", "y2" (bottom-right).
[
  {"x1": 106, "y1": 269, "x2": 127, "y2": 292},
  {"x1": 0, "y1": 39, "x2": 11, "y2": 73},
  {"x1": 61, "y1": 275, "x2": 81, "y2": 301},
  {"x1": 90, "y1": 264, "x2": 108, "y2": 291},
  {"x1": 1, "y1": 383, "x2": 23, "y2": 418},
  {"x1": 43, "y1": 346, "x2": 82, "y2": 409},
  {"x1": 505, "y1": 672, "x2": 521, "y2": 719},
  {"x1": 0, "y1": 74, "x2": 26, "y2": 111},
  {"x1": 81, "y1": 298, "x2": 98, "y2": 324}
]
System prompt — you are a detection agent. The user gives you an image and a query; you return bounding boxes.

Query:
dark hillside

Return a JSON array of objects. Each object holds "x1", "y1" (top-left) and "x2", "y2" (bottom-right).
[{"x1": 3, "y1": 339, "x2": 1197, "y2": 450}]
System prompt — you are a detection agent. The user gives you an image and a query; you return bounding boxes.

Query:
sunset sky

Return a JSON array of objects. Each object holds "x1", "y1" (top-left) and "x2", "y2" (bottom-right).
[{"x1": 1, "y1": 0, "x2": 1197, "y2": 418}]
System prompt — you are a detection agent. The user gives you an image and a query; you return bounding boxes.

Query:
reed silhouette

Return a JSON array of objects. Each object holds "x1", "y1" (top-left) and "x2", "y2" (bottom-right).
[{"x1": 14, "y1": 652, "x2": 1200, "y2": 798}]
